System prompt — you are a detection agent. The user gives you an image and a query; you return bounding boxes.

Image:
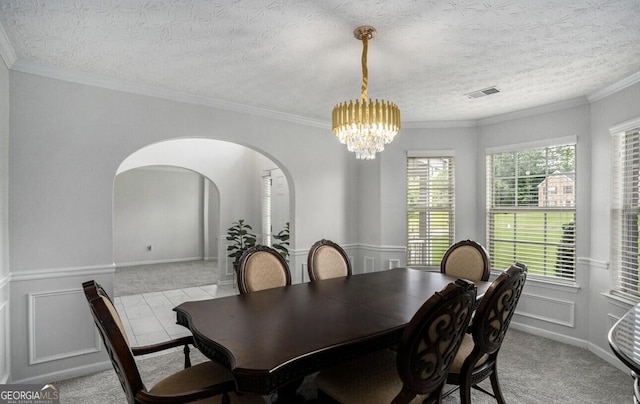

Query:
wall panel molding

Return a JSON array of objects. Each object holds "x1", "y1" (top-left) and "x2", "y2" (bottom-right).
[
  {"x1": 515, "y1": 292, "x2": 576, "y2": 327},
  {"x1": 363, "y1": 257, "x2": 375, "y2": 273},
  {"x1": 28, "y1": 289, "x2": 101, "y2": 365}
]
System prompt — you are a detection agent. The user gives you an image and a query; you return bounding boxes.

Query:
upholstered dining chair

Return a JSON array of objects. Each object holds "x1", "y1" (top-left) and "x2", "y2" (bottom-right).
[
  {"x1": 441, "y1": 239, "x2": 491, "y2": 282},
  {"x1": 443, "y1": 263, "x2": 527, "y2": 404},
  {"x1": 237, "y1": 245, "x2": 291, "y2": 294},
  {"x1": 315, "y1": 279, "x2": 477, "y2": 404},
  {"x1": 307, "y1": 239, "x2": 352, "y2": 281},
  {"x1": 82, "y1": 280, "x2": 263, "y2": 404}
]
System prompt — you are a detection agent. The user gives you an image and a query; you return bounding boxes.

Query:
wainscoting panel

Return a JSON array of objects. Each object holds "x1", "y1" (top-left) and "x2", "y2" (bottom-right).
[
  {"x1": 515, "y1": 292, "x2": 576, "y2": 328},
  {"x1": 388, "y1": 259, "x2": 400, "y2": 269},
  {"x1": 363, "y1": 257, "x2": 375, "y2": 273},
  {"x1": 28, "y1": 289, "x2": 101, "y2": 365},
  {"x1": 0, "y1": 285, "x2": 8, "y2": 383}
]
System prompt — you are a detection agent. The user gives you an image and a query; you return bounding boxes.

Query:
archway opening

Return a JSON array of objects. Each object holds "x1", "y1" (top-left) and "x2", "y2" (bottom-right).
[{"x1": 113, "y1": 138, "x2": 291, "y2": 296}]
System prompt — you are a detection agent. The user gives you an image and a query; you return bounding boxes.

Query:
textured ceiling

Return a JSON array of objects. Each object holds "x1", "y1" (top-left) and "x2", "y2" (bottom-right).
[{"x1": 1, "y1": 0, "x2": 640, "y2": 123}]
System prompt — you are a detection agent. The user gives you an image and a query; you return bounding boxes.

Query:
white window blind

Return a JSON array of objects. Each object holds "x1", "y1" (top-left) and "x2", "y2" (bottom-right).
[
  {"x1": 486, "y1": 143, "x2": 576, "y2": 280},
  {"x1": 611, "y1": 127, "x2": 640, "y2": 300},
  {"x1": 262, "y1": 173, "x2": 272, "y2": 247},
  {"x1": 407, "y1": 156, "x2": 455, "y2": 266}
]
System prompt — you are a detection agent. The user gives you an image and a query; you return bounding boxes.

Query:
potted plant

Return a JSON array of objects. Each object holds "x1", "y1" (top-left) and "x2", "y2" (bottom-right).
[
  {"x1": 272, "y1": 222, "x2": 290, "y2": 262},
  {"x1": 226, "y1": 219, "x2": 257, "y2": 271}
]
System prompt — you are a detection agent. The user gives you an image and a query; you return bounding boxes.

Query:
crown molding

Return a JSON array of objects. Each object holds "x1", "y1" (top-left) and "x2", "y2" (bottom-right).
[
  {"x1": 588, "y1": 71, "x2": 640, "y2": 103},
  {"x1": 7, "y1": 57, "x2": 640, "y2": 131},
  {"x1": 0, "y1": 21, "x2": 16, "y2": 69},
  {"x1": 10, "y1": 59, "x2": 330, "y2": 130},
  {"x1": 403, "y1": 120, "x2": 478, "y2": 129},
  {"x1": 477, "y1": 97, "x2": 589, "y2": 126}
]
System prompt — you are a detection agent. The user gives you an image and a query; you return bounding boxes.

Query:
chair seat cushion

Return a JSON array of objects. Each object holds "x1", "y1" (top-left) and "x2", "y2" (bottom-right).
[
  {"x1": 449, "y1": 333, "x2": 489, "y2": 373},
  {"x1": 149, "y1": 361, "x2": 264, "y2": 403},
  {"x1": 316, "y1": 349, "x2": 429, "y2": 404}
]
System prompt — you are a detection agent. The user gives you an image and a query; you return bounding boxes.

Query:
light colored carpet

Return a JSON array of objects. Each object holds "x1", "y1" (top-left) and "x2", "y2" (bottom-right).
[
  {"x1": 114, "y1": 260, "x2": 218, "y2": 296},
  {"x1": 55, "y1": 328, "x2": 632, "y2": 403}
]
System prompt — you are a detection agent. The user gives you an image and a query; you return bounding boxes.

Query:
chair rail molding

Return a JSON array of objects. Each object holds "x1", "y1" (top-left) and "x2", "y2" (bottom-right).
[
  {"x1": 0, "y1": 272, "x2": 9, "y2": 290},
  {"x1": 11, "y1": 264, "x2": 115, "y2": 282}
]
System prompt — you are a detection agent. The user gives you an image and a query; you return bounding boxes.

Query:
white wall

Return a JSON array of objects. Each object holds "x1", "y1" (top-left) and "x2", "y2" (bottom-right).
[
  {"x1": 588, "y1": 81, "x2": 640, "y2": 361},
  {"x1": 8, "y1": 71, "x2": 357, "y2": 382},
  {"x1": 476, "y1": 101, "x2": 594, "y2": 346},
  {"x1": 7, "y1": 64, "x2": 640, "y2": 382},
  {"x1": 353, "y1": 125, "x2": 479, "y2": 272},
  {"x1": 114, "y1": 167, "x2": 206, "y2": 265},
  {"x1": 0, "y1": 46, "x2": 11, "y2": 384}
]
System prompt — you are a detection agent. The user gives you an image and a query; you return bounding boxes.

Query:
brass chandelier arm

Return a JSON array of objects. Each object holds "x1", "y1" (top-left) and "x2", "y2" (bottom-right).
[{"x1": 361, "y1": 35, "x2": 368, "y2": 102}]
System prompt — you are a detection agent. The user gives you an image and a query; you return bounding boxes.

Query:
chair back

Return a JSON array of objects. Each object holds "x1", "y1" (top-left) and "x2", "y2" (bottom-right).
[
  {"x1": 307, "y1": 239, "x2": 352, "y2": 281},
  {"x1": 237, "y1": 245, "x2": 291, "y2": 293},
  {"x1": 83, "y1": 280, "x2": 143, "y2": 404},
  {"x1": 441, "y1": 239, "x2": 491, "y2": 281},
  {"x1": 395, "y1": 279, "x2": 477, "y2": 400},
  {"x1": 472, "y1": 263, "x2": 527, "y2": 358}
]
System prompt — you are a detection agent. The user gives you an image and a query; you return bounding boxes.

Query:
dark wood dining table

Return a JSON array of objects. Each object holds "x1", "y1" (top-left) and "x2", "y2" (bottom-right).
[{"x1": 174, "y1": 267, "x2": 491, "y2": 396}]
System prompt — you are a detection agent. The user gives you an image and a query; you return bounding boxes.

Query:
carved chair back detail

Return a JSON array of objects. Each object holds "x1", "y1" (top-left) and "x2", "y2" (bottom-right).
[
  {"x1": 316, "y1": 279, "x2": 477, "y2": 404},
  {"x1": 445, "y1": 263, "x2": 528, "y2": 404}
]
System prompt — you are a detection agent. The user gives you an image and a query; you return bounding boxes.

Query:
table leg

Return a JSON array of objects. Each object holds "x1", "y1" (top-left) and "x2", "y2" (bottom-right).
[{"x1": 273, "y1": 377, "x2": 305, "y2": 403}]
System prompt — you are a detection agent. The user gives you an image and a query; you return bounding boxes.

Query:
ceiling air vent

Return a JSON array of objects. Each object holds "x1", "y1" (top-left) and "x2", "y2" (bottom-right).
[{"x1": 465, "y1": 86, "x2": 500, "y2": 99}]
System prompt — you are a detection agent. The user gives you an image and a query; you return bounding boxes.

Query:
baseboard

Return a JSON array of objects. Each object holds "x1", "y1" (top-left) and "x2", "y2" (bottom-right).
[
  {"x1": 510, "y1": 322, "x2": 588, "y2": 349},
  {"x1": 510, "y1": 321, "x2": 630, "y2": 374},
  {"x1": 218, "y1": 279, "x2": 235, "y2": 286},
  {"x1": 115, "y1": 257, "x2": 208, "y2": 267},
  {"x1": 12, "y1": 360, "x2": 112, "y2": 384},
  {"x1": 588, "y1": 340, "x2": 631, "y2": 375}
]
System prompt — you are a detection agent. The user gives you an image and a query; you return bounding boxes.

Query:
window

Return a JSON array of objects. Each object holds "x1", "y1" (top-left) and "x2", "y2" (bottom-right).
[
  {"x1": 407, "y1": 155, "x2": 454, "y2": 266},
  {"x1": 486, "y1": 142, "x2": 576, "y2": 280},
  {"x1": 611, "y1": 124, "x2": 640, "y2": 300}
]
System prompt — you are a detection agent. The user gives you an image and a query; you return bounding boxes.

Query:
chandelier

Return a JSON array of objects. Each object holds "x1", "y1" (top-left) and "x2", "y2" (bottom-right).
[{"x1": 332, "y1": 26, "x2": 401, "y2": 160}]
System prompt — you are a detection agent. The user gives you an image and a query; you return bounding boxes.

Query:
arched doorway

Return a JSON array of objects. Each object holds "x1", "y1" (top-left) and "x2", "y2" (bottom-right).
[{"x1": 113, "y1": 138, "x2": 291, "y2": 295}]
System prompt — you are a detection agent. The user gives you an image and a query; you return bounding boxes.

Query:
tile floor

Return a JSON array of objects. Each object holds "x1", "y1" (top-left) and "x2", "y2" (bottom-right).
[{"x1": 113, "y1": 283, "x2": 239, "y2": 347}]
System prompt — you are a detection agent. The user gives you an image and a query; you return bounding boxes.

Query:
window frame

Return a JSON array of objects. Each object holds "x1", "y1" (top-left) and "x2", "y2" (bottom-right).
[
  {"x1": 406, "y1": 151, "x2": 455, "y2": 267},
  {"x1": 610, "y1": 117, "x2": 640, "y2": 301},
  {"x1": 485, "y1": 138, "x2": 577, "y2": 282}
]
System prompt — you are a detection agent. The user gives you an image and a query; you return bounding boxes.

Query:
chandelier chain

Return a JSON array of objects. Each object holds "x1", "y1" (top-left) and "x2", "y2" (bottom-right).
[{"x1": 361, "y1": 35, "x2": 368, "y2": 102}]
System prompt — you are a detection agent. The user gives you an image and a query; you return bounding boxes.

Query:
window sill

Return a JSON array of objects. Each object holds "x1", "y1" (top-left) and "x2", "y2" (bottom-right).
[
  {"x1": 491, "y1": 270, "x2": 580, "y2": 293},
  {"x1": 602, "y1": 292, "x2": 638, "y2": 308}
]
